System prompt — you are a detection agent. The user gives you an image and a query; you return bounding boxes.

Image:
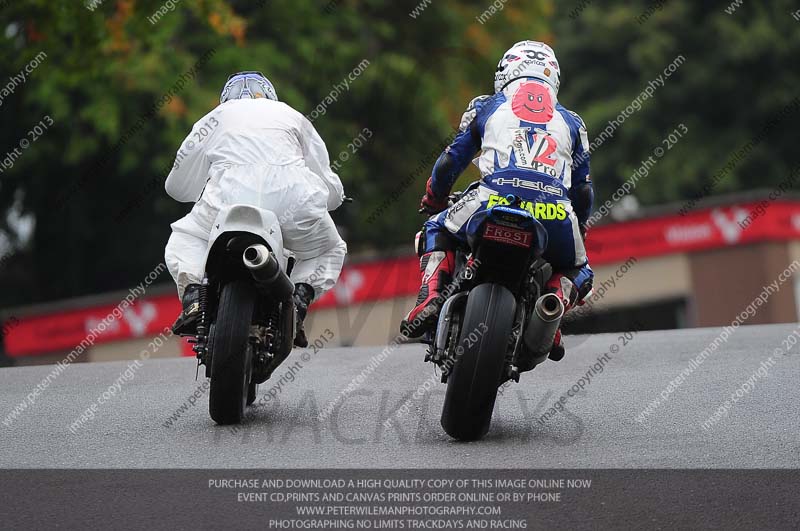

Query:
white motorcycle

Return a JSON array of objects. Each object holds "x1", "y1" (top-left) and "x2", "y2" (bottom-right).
[{"x1": 184, "y1": 204, "x2": 296, "y2": 425}]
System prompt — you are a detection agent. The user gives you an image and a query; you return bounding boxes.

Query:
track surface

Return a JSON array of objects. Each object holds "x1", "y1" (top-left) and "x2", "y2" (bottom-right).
[{"x1": 1, "y1": 324, "x2": 798, "y2": 468}]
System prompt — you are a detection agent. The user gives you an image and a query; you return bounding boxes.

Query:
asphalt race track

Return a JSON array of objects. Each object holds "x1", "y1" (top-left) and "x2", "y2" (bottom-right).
[{"x1": 1, "y1": 324, "x2": 798, "y2": 468}]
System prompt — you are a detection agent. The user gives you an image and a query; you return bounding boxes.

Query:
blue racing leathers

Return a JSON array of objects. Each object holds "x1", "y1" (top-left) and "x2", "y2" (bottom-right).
[{"x1": 422, "y1": 77, "x2": 594, "y2": 293}]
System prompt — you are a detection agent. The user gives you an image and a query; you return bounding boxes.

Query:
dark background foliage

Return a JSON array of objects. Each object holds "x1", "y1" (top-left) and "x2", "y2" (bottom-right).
[{"x1": 0, "y1": 0, "x2": 796, "y2": 307}]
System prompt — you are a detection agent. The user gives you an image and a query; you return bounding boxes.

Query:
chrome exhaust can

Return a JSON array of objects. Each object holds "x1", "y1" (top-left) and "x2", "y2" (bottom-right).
[
  {"x1": 522, "y1": 293, "x2": 565, "y2": 355},
  {"x1": 243, "y1": 244, "x2": 294, "y2": 301}
]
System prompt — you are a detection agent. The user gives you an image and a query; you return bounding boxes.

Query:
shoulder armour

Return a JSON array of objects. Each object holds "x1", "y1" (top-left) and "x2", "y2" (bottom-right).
[{"x1": 459, "y1": 94, "x2": 492, "y2": 132}]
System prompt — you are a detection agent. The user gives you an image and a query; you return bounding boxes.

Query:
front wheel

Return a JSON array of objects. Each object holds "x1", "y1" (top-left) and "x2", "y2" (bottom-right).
[
  {"x1": 440, "y1": 283, "x2": 516, "y2": 441},
  {"x1": 209, "y1": 280, "x2": 255, "y2": 425}
]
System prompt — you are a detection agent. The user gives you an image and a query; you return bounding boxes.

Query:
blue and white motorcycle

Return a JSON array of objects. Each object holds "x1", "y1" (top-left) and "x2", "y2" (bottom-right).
[{"x1": 425, "y1": 191, "x2": 565, "y2": 441}]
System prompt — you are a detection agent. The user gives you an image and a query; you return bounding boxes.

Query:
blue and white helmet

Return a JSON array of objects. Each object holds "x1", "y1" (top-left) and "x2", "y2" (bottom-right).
[
  {"x1": 219, "y1": 71, "x2": 278, "y2": 104},
  {"x1": 494, "y1": 41, "x2": 560, "y2": 95}
]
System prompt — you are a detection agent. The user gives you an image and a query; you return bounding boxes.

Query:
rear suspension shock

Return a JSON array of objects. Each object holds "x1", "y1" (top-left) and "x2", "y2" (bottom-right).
[{"x1": 194, "y1": 277, "x2": 210, "y2": 357}]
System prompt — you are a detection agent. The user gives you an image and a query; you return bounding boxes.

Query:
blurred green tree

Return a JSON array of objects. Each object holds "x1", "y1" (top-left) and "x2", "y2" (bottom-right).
[
  {"x1": 0, "y1": 0, "x2": 795, "y2": 308},
  {"x1": 551, "y1": 1, "x2": 800, "y2": 207}
]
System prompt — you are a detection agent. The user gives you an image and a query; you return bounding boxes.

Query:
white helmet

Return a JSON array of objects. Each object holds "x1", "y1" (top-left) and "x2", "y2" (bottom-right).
[
  {"x1": 220, "y1": 71, "x2": 278, "y2": 104},
  {"x1": 494, "y1": 40, "x2": 560, "y2": 95}
]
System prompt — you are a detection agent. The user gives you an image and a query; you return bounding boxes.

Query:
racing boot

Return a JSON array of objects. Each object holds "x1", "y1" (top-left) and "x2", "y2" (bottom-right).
[
  {"x1": 549, "y1": 329, "x2": 566, "y2": 362},
  {"x1": 400, "y1": 250, "x2": 455, "y2": 338},
  {"x1": 546, "y1": 273, "x2": 581, "y2": 311},
  {"x1": 293, "y1": 283, "x2": 315, "y2": 348},
  {"x1": 171, "y1": 283, "x2": 201, "y2": 336},
  {"x1": 544, "y1": 273, "x2": 581, "y2": 362}
]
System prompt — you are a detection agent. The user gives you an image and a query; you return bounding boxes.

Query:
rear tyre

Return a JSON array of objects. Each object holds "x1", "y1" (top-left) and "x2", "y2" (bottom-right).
[
  {"x1": 441, "y1": 283, "x2": 516, "y2": 441},
  {"x1": 209, "y1": 281, "x2": 255, "y2": 425}
]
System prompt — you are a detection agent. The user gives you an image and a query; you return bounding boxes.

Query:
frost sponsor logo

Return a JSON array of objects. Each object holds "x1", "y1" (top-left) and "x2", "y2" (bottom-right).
[{"x1": 483, "y1": 224, "x2": 533, "y2": 247}]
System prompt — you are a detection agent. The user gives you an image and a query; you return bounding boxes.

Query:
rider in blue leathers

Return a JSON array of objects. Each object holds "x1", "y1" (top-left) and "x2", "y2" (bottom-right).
[{"x1": 401, "y1": 41, "x2": 595, "y2": 360}]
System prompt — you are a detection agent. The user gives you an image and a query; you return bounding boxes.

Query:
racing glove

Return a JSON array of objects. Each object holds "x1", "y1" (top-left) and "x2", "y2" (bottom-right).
[{"x1": 419, "y1": 177, "x2": 448, "y2": 215}]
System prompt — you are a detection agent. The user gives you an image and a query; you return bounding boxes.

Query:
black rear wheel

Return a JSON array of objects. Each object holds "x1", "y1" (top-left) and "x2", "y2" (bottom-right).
[
  {"x1": 209, "y1": 281, "x2": 255, "y2": 425},
  {"x1": 441, "y1": 283, "x2": 516, "y2": 441}
]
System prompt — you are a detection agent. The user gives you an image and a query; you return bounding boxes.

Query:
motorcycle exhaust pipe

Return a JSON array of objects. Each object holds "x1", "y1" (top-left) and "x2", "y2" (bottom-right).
[
  {"x1": 523, "y1": 293, "x2": 565, "y2": 355},
  {"x1": 243, "y1": 244, "x2": 294, "y2": 302}
]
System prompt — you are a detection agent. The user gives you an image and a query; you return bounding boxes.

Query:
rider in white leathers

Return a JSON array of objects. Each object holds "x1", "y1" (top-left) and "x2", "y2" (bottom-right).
[{"x1": 164, "y1": 71, "x2": 347, "y2": 347}]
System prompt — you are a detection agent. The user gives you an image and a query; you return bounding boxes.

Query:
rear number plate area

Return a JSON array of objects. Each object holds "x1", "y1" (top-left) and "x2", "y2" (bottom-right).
[{"x1": 483, "y1": 223, "x2": 532, "y2": 248}]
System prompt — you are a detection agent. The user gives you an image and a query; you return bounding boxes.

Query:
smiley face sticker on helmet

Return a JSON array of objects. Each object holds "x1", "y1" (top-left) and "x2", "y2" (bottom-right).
[{"x1": 511, "y1": 81, "x2": 554, "y2": 123}]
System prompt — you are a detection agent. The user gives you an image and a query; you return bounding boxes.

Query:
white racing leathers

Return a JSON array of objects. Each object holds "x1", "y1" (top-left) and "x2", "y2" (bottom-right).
[{"x1": 164, "y1": 98, "x2": 347, "y2": 299}]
